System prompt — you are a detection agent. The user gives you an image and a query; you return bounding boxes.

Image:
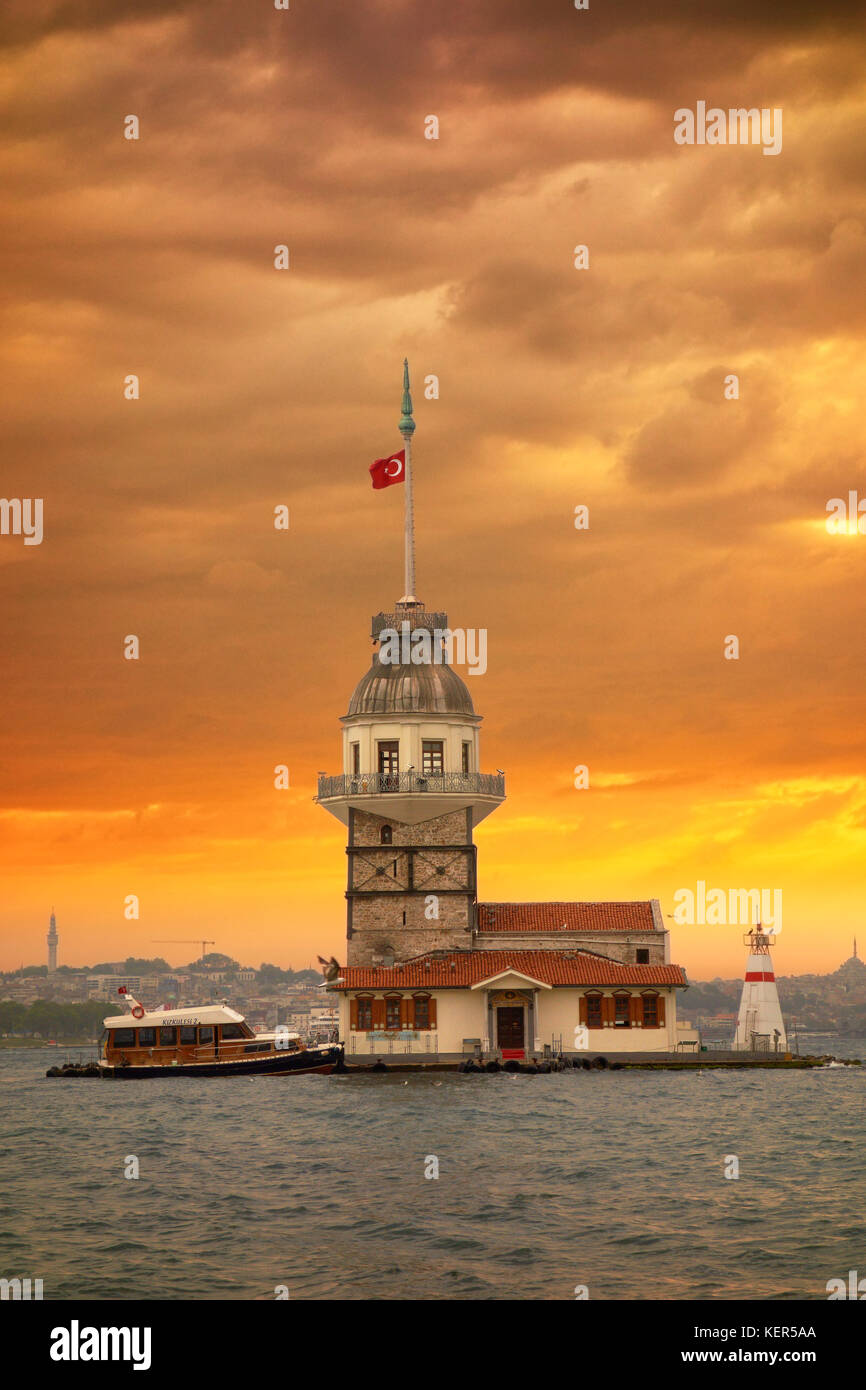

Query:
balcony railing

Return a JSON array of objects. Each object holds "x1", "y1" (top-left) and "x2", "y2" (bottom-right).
[
  {"x1": 371, "y1": 610, "x2": 449, "y2": 640},
  {"x1": 348, "y1": 1033, "x2": 439, "y2": 1056},
  {"x1": 317, "y1": 771, "x2": 505, "y2": 799}
]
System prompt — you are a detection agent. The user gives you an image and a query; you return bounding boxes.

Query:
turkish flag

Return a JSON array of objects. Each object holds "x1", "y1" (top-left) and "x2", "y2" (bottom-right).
[{"x1": 369, "y1": 450, "x2": 405, "y2": 489}]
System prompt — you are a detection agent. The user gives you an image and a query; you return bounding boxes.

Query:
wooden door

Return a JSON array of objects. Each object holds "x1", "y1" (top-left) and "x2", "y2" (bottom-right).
[
  {"x1": 378, "y1": 741, "x2": 399, "y2": 791},
  {"x1": 497, "y1": 1006, "x2": 524, "y2": 1050}
]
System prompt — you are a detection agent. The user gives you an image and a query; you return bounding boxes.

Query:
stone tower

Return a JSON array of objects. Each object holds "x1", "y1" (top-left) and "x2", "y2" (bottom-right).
[
  {"x1": 47, "y1": 907, "x2": 58, "y2": 974},
  {"x1": 316, "y1": 599, "x2": 505, "y2": 966}
]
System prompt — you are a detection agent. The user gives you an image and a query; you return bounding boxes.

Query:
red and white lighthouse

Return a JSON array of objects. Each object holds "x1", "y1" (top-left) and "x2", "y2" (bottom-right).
[{"x1": 733, "y1": 927, "x2": 787, "y2": 1052}]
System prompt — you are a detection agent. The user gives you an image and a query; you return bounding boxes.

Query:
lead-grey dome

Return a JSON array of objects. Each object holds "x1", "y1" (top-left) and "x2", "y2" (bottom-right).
[{"x1": 347, "y1": 660, "x2": 475, "y2": 716}]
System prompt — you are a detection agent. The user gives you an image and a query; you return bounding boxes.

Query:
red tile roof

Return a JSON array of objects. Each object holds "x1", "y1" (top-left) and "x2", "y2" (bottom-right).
[
  {"x1": 335, "y1": 950, "x2": 686, "y2": 990},
  {"x1": 476, "y1": 902, "x2": 659, "y2": 933}
]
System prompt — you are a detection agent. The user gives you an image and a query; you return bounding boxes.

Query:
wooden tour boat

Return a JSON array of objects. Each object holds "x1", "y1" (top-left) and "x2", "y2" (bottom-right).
[{"x1": 99, "y1": 988, "x2": 343, "y2": 1078}]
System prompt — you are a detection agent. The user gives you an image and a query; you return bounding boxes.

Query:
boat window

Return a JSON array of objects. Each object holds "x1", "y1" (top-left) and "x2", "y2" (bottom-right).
[
  {"x1": 244, "y1": 1042, "x2": 271, "y2": 1054},
  {"x1": 179, "y1": 1026, "x2": 197, "y2": 1045},
  {"x1": 114, "y1": 1028, "x2": 135, "y2": 1047},
  {"x1": 159, "y1": 1027, "x2": 178, "y2": 1045},
  {"x1": 198, "y1": 1026, "x2": 214, "y2": 1044},
  {"x1": 220, "y1": 1023, "x2": 246, "y2": 1040},
  {"x1": 137, "y1": 1027, "x2": 156, "y2": 1046}
]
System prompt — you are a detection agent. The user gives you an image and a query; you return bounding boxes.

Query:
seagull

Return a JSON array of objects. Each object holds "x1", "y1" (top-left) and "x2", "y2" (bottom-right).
[{"x1": 317, "y1": 955, "x2": 341, "y2": 982}]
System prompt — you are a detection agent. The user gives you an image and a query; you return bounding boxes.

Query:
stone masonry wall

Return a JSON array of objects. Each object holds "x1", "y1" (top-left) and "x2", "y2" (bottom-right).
[{"x1": 347, "y1": 807, "x2": 475, "y2": 966}]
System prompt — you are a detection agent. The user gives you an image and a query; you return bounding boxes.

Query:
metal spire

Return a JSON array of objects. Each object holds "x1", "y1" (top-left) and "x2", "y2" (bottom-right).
[{"x1": 399, "y1": 358, "x2": 416, "y2": 602}]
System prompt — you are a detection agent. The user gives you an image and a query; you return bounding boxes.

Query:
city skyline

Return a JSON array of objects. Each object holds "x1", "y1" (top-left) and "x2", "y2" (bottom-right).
[{"x1": 2, "y1": 2, "x2": 865, "y2": 977}]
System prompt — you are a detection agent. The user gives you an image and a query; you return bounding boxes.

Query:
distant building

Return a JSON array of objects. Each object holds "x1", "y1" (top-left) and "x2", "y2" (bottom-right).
[{"x1": 46, "y1": 909, "x2": 58, "y2": 974}]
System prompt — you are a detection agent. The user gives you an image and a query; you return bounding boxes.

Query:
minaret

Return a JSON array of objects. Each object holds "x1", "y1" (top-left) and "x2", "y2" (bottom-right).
[
  {"x1": 47, "y1": 908, "x2": 58, "y2": 974},
  {"x1": 732, "y1": 927, "x2": 787, "y2": 1052},
  {"x1": 315, "y1": 363, "x2": 506, "y2": 966}
]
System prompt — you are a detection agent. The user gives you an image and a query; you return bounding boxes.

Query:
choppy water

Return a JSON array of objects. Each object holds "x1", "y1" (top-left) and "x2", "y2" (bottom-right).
[{"x1": 1, "y1": 1043, "x2": 864, "y2": 1300}]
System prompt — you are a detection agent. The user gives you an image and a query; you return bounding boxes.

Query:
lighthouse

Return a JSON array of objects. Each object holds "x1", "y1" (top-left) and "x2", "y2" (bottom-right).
[
  {"x1": 47, "y1": 908, "x2": 59, "y2": 974},
  {"x1": 315, "y1": 362, "x2": 506, "y2": 967},
  {"x1": 732, "y1": 926, "x2": 787, "y2": 1052}
]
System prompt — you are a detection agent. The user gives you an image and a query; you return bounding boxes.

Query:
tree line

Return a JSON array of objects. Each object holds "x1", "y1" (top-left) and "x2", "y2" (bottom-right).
[{"x1": 0, "y1": 1000, "x2": 109, "y2": 1041}]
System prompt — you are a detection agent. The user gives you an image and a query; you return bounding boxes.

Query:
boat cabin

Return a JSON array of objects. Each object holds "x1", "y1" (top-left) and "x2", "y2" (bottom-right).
[{"x1": 101, "y1": 1003, "x2": 302, "y2": 1068}]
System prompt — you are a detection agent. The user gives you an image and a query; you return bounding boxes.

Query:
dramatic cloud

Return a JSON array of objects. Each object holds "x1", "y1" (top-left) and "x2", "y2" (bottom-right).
[{"x1": 1, "y1": 0, "x2": 865, "y2": 976}]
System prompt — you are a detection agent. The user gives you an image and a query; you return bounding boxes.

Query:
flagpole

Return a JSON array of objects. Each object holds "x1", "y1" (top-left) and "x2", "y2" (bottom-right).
[{"x1": 398, "y1": 357, "x2": 416, "y2": 601}]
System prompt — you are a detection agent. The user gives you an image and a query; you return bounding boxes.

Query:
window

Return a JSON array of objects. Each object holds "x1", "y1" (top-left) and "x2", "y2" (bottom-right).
[
  {"x1": 380, "y1": 824, "x2": 393, "y2": 844},
  {"x1": 462, "y1": 742, "x2": 471, "y2": 774},
  {"x1": 642, "y1": 995, "x2": 658, "y2": 1027},
  {"x1": 220, "y1": 1023, "x2": 246, "y2": 1040},
  {"x1": 422, "y1": 741, "x2": 444, "y2": 774},
  {"x1": 586, "y1": 995, "x2": 603, "y2": 1028},
  {"x1": 414, "y1": 995, "x2": 430, "y2": 1029},
  {"x1": 137, "y1": 1028, "x2": 156, "y2": 1047},
  {"x1": 351, "y1": 743, "x2": 360, "y2": 775},
  {"x1": 357, "y1": 997, "x2": 373, "y2": 1031},
  {"x1": 614, "y1": 995, "x2": 631, "y2": 1028},
  {"x1": 159, "y1": 1027, "x2": 177, "y2": 1046},
  {"x1": 179, "y1": 1026, "x2": 197, "y2": 1045},
  {"x1": 636, "y1": 948, "x2": 650, "y2": 964},
  {"x1": 385, "y1": 996, "x2": 402, "y2": 1030},
  {"x1": 378, "y1": 741, "x2": 399, "y2": 789},
  {"x1": 114, "y1": 1028, "x2": 135, "y2": 1047},
  {"x1": 198, "y1": 1026, "x2": 214, "y2": 1045}
]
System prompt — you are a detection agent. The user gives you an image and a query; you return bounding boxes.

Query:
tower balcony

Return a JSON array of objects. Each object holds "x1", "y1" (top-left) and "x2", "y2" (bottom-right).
[{"x1": 315, "y1": 770, "x2": 505, "y2": 828}]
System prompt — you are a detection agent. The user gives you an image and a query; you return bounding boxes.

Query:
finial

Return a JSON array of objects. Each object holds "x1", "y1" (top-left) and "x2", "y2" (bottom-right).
[{"x1": 399, "y1": 357, "x2": 415, "y2": 436}]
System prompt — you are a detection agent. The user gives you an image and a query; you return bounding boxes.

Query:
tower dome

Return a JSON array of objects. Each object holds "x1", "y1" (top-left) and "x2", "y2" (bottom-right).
[
  {"x1": 347, "y1": 659, "x2": 474, "y2": 717},
  {"x1": 315, "y1": 597, "x2": 504, "y2": 832}
]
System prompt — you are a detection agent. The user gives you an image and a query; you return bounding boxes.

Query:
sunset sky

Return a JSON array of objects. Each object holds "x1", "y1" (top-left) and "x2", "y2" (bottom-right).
[{"x1": 2, "y1": 1, "x2": 865, "y2": 978}]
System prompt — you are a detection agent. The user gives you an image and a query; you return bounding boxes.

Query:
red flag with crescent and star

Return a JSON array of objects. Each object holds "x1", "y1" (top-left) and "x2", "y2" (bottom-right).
[{"x1": 369, "y1": 450, "x2": 405, "y2": 489}]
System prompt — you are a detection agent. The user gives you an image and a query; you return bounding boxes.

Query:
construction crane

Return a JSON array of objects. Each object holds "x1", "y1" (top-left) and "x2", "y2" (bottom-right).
[{"x1": 152, "y1": 939, "x2": 216, "y2": 962}]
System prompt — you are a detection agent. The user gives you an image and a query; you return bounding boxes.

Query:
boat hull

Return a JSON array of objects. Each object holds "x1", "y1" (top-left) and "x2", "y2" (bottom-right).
[{"x1": 99, "y1": 1046, "x2": 343, "y2": 1079}]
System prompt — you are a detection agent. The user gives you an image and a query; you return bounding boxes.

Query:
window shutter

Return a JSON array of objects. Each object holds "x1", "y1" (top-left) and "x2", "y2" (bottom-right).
[
  {"x1": 602, "y1": 994, "x2": 615, "y2": 1026},
  {"x1": 428, "y1": 996, "x2": 437, "y2": 1029},
  {"x1": 400, "y1": 998, "x2": 410, "y2": 1029},
  {"x1": 579, "y1": 995, "x2": 587, "y2": 1025},
  {"x1": 350, "y1": 998, "x2": 359, "y2": 1030},
  {"x1": 629, "y1": 994, "x2": 642, "y2": 1027},
  {"x1": 657, "y1": 994, "x2": 666, "y2": 1027},
  {"x1": 405, "y1": 997, "x2": 415, "y2": 1029},
  {"x1": 372, "y1": 997, "x2": 385, "y2": 1030}
]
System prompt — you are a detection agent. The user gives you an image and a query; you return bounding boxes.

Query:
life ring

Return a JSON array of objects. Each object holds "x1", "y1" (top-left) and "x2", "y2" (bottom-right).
[{"x1": 131, "y1": 1004, "x2": 145, "y2": 1019}]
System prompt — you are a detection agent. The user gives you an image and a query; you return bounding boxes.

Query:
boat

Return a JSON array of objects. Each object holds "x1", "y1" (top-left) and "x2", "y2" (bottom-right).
[{"x1": 98, "y1": 988, "x2": 343, "y2": 1078}]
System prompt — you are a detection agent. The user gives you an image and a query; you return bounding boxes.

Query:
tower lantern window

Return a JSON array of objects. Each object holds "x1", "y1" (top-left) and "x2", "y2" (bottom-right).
[{"x1": 422, "y1": 741, "x2": 444, "y2": 774}]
